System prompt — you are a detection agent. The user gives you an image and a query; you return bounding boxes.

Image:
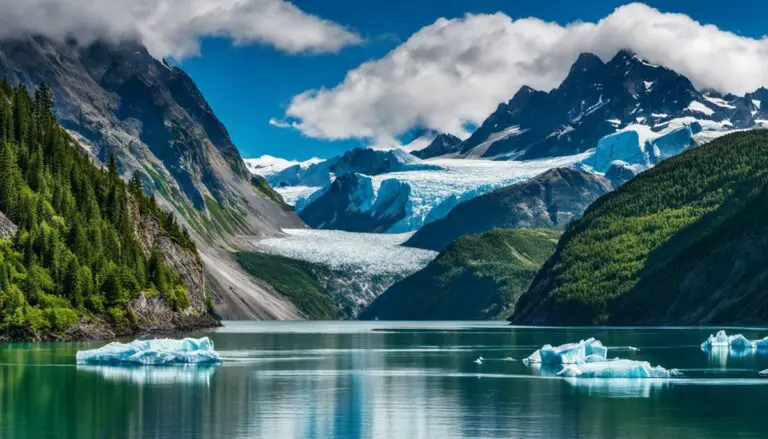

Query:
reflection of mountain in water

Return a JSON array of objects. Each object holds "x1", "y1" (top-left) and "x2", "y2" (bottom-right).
[{"x1": 77, "y1": 364, "x2": 219, "y2": 386}]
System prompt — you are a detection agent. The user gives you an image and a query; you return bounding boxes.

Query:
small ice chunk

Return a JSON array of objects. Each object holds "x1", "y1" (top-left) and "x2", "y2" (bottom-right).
[
  {"x1": 701, "y1": 330, "x2": 757, "y2": 350},
  {"x1": 557, "y1": 359, "x2": 681, "y2": 378},
  {"x1": 76, "y1": 337, "x2": 221, "y2": 365},
  {"x1": 523, "y1": 338, "x2": 607, "y2": 365},
  {"x1": 760, "y1": 369, "x2": 768, "y2": 377}
]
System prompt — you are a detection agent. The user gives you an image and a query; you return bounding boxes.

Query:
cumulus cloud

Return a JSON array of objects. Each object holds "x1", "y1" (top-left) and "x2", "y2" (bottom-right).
[
  {"x1": 282, "y1": 3, "x2": 768, "y2": 144},
  {"x1": 0, "y1": 0, "x2": 362, "y2": 58}
]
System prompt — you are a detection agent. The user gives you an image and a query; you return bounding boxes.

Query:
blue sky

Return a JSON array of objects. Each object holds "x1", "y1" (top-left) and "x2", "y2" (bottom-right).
[{"x1": 176, "y1": 0, "x2": 768, "y2": 161}]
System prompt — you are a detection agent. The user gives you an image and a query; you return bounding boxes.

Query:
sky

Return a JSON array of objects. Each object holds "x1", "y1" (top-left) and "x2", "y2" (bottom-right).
[
  {"x1": 11, "y1": 0, "x2": 763, "y2": 161},
  {"x1": 168, "y1": 0, "x2": 768, "y2": 160}
]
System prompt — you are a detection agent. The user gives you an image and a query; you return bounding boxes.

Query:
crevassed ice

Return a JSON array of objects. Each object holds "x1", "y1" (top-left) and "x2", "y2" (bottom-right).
[
  {"x1": 700, "y1": 330, "x2": 768, "y2": 351},
  {"x1": 76, "y1": 337, "x2": 221, "y2": 365},
  {"x1": 253, "y1": 229, "x2": 437, "y2": 276},
  {"x1": 558, "y1": 359, "x2": 681, "y2": 378}
]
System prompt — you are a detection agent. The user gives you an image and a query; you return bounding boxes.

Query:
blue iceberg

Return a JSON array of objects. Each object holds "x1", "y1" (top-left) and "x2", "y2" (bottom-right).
[
  {"x1": 700, "y1": 330, "x2": 768, "y2": 351},
  {"x1": 523, "y1": 338, "x2": 607, "y2": 365},
  {"x1": 557, "y1": 359, "x2": 681, "y2": 378},
  {"x1": 76, "y1": 337, "x2": 221, "y2": 365}
]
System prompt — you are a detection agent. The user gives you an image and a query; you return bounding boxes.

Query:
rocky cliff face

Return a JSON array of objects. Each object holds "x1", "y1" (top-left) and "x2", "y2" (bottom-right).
[
  {"x1": 405, "y1": 168, "x2": 612, "y2": 251},
  {"x1": 127, "y1": 197, "x2": 217, "y2": 331},
  {"x1": 0, "y1": 211, "x2": 16, "y2": 240},
  {"x1": 0, "y1": 35, "x2": 305, "y2": 319},
  {"x1": 412, "y1": 134, "x2": 462, "y2": 159}
]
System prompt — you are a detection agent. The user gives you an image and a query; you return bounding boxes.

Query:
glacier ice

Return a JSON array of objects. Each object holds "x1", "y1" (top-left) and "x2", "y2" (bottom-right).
[
  {"x1": 253, "y1": 229, "x2": 436, "y2": 276},
  {"x1": 76, "y1": 337, "x2": 221, "y2": 365},
  {"x1": 244, "y1": 155, "x2": 322, "y2": 180},
  {"x1": 523, "y1": 338, "x2": 607, "y2": 365},
  {"x1": 558, "y1": 359, "x2": 681, "y2": 379},
  {"x1": 700, "y1": 330, "x2": 768, "y2": 351}
]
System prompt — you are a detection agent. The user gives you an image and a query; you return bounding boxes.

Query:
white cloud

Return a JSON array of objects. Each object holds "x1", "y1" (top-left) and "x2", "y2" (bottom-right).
[
  {"x1": 282, "y1": 3, "x2": 768, "y2": 144},
  {"x1": 0, "y1": 0, "x2": 362, "y2": 58}
]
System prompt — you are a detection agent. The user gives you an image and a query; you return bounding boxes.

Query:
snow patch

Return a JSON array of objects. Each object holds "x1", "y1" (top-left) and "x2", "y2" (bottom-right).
[
  {"x1": 703, "y1": 96, "x2": 736, "y2": 109},
  {"x1": 245, "y1": 155, "x2": 322, "y2": 179},
  {"x1": 686, "y1": 101, "x2": 715, "y2": 116}
]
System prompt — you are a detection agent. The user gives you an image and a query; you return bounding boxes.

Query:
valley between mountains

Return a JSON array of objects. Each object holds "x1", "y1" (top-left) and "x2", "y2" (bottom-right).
[{"x1": 2, "y1": 35, "x2": 768, "y2": 338}]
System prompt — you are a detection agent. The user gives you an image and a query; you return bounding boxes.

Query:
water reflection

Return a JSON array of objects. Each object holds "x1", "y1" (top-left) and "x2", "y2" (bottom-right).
[
  {"x1": 563, "y1": 377, "x2": 670, "y2": 398},
  {"x1": 76, "y1": 364, "x2": 219, "y2": 385}
]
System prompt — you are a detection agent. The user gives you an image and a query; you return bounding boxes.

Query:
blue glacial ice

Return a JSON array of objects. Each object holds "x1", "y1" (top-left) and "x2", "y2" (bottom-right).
[
  {"x1": 523, "y1": 338, "x2": 608, "y2": 365},
  {"x1": 523, "y1": 338, "x2": 679, "y2": 379},
  {"x1": 700, "y1": 330, "x2": 768, "y2": 351},
  {"x1": 558, "y1": 359, "x2": 681, "y2": 379},
  {"x1": 76, "y1": 337, "x2": 221, "y2": 365}
]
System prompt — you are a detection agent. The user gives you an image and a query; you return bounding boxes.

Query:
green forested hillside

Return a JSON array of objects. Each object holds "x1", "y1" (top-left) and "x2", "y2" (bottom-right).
[
  {"x1": 360, "y1": 229, "x2": 560, "y2": 320},
  {"x1": 0, "y1": 82, "x2": 196, "y2": 339},
  {"x1": 512, "y1": 130, "x2": 768, "y2": 325}
]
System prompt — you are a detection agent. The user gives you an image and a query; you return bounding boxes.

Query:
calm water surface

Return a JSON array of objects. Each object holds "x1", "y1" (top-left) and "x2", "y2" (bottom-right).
[{"x1": 2, "y1": 321, "x2": 768, "y2": 439}]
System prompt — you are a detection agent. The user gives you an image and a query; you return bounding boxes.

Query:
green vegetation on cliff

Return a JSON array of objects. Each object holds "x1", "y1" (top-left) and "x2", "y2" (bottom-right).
[
  {"x1": 513, "y1": 130, "x2": 768, "y2": 325},
  {"x1": 235, "y1": 252, "x2": 340, "y2": 320},
  {"x1": 0, "y1": 82, "x2": 194, "y2": 339},
  {"x1": 360, "y1": 229, "x2": 560, "y2": 320}
]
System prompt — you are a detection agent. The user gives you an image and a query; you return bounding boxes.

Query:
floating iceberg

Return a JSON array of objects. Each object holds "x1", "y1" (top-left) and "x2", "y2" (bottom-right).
[
  {"x1": 523, "y1": 338, "x2": 607, "y2": 365},
  {"x1": 700, "y1": 330, "x2": 768, "y2": 351},
  {"x1": 557, "y1": 359, "x2": 681, "y2": 378},
  {"x1": 76, "y1": 337, "x2": 221, "y2": 365}
]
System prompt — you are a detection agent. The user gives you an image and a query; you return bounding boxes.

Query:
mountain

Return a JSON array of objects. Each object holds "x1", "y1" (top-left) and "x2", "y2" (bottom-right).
[
  {"x1": 512, "y1": 130, "x2": 768, "y2": 325},
  {"x1": 268, "y1": 147, "x2": 440, "y2": 188},
  {"x1": 412, "y1": 133, "x2": 462, "y2": 159},
  {"x1": 360, "y1": 229, "x2": 560, "y2": 320},
  {"x1": 244, "y1": 155, "x2": 322, "y2": 180},
  {"x1": 404, "y1": 168, "x2": 611, "y2": 251},
  {"x1": 299, "y1": 173, "x2": 408, "y2": 233},
  {"x1": 604, "y1": 161, "x2": 643, "y2": 187},
  {"x1": 0, "y1": 35, "x2": 305, "y2": 320},
  {"x1": 0, "y1": 83, "x2": 215, "y2": 340},
  {"x1": 460, "y1": 50, "x2": 766, "y2": 161}
]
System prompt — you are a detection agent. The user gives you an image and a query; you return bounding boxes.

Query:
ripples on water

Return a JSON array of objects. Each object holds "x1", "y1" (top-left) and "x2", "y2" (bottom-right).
[{"x1": 2, "y1": 321, "x2": 768, "y2": 438}]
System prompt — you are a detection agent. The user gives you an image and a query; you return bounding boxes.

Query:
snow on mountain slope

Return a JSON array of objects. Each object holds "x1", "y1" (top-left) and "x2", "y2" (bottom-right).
[
  {"x1": 292, "y1": 152, "x2": 592, "y2": 233},
  {"x1": 245, "y1": 155, "x2": 322, "y2": 179}
]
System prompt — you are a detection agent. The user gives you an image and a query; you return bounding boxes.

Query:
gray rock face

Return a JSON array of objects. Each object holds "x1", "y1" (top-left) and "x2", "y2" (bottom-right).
[
  {"x1": 405, "y1": 168, "x2": 612, "y2": 251},
  {"x1": 0, "y1": 211, "x2": 17, "y2": 240},
  {"x1": 605, "y1": 161, "x2": 643, "y2": 187},
  {"x1": 412, "y1": 134, "x2": 462, "y2": 159},
  {"x1": 0, "y1": 35, "x2": 304, "y2": 319}
]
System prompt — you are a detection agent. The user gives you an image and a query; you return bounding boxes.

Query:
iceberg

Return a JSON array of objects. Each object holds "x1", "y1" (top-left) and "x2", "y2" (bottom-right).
[
  {"x1": 700, "y1": 330, "x2": 768, "y2": 351},
  {"x1": 76, "y1": 337, "x2": 221, "y2": 365},
  {"x1": 557, "y1": 359, "x2": 681, "y2": 378},
  {"x1": 523, "y1": 338, "x2": 607, "y2": 365}
]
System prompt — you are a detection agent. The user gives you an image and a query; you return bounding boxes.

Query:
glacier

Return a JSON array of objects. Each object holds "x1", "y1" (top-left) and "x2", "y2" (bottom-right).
[
  {"x1": 523, "y1": 338, "x2": 607, "y2": 365},
  {"x1": 700, "y1": 330, "x2": 768, "y2": 351},
  {"x1": 253, "y1": 229, "x2": 438, "y2": 317},
  {"x1": 558, "y1": 359, "x2": 681, "y2": 378},
  {"x1": 244, "y1": 155, "x2": 322, "y2": 180},
  {"x1": 76, "y1": 337, "x2": 221, "y2": 365},
  {"x1": 285, "y1": 152, "x2": 592, "y2": 232}
]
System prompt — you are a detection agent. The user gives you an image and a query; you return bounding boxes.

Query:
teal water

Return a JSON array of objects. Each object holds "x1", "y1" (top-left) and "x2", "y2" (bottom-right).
[{"x1": 2, "y1": 321, "x2": 768, "y2": 438}]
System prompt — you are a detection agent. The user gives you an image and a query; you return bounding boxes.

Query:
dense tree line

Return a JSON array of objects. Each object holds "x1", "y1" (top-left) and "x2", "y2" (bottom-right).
[
  {"x1": 0, "y1": 82, "x2": 194, "y2": 338},
  {"x1": 516, "y1": 130, "x2": 768, "y2": 323}
]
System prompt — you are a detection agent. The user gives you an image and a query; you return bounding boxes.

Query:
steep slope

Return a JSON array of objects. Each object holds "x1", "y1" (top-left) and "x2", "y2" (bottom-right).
[
  {"x1": 0, "y1": 83, "x2": 215, "y2": 340},
  {"x1": 512, "y1": 130, "x2": 768, "y2": 325},
  {"x1": 360, "y1": 229, "x2": 560, "y2": 320},
  {"x1": 405, "y1": 168, "x2": 611, "y2": 251},
  {"x1": 460, "y1": 50, "x2": 764, "y2": 160},
  {"x1": 0, "y1": 35, "x2": 305, "y2": 319},
  {"x1": 412, "y1": 134, "x2": 462, "y2": 159}
]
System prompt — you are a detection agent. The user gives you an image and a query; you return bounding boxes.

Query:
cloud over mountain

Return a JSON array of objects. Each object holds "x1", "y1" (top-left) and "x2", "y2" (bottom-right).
[
  {"x1": 0, "y1": 0, "x2": 362, "y2": 58},
  {"x1": 279, "y1": 3, "x2": 768, "y2": 144}
]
